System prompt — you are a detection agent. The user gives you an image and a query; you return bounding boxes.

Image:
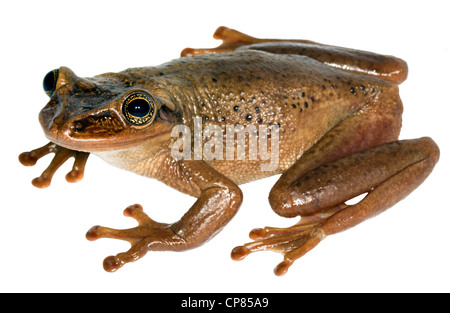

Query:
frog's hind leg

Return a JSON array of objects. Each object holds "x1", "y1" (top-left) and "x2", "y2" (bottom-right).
[
  {"x1": 181, "y1": 26, "x2": 315, "y2": 57},
  {"x1": 182, "y1": 27, "x2": 407, "y2": 84},
  {"x1": 231, "y1": 89, "x2": 439, "y2": 275},
  {"x1": 232, "y1": 137, "x2": 439, "y2": 275}
]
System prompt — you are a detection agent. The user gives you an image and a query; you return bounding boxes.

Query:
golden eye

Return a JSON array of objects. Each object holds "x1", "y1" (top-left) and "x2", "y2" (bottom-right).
[
  {"x1": 122, "y1": 92, "x2": 156, "y2": 126},
  {"x1": 43, "y1": 69, "x2": 59, "y2": 97}
]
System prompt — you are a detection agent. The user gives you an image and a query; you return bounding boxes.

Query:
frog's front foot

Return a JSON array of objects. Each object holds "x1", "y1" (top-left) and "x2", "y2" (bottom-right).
[
  {"x1": 19, "y1": 142, "x2": 89, "y2": 188},
  {"x1": 86, "y1": 204, "x2": 184, "y2": 272},
  {"x1": 231, "y1": 205, "x2": 347, "y2": 276}
]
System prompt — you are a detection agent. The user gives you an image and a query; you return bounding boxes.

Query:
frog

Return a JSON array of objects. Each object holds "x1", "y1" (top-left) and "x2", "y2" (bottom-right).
[{"x1": 19, "y1": 26, "x2": 439, "y2": 275}]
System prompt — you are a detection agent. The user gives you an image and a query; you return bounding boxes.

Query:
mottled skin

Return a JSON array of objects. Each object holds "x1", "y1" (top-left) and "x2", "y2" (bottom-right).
[{"x1": 19, "y1": 27, "x2": 439, "y2": 275}]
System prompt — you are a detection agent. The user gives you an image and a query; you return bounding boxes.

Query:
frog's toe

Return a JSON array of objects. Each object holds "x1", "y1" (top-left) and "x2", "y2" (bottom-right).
[
  {"x1": 101, "y1": 238, "x2": 151, "y2": 272},
  {"x1": 101, "y1": 239, "x2": 152, "y2": 272},
  {"x1": 19, "y1": 151, "x2": 38, "y2": 166},
  {"x1": 65, "y1": 151, "x2": 89, "y2": 183},
  {"x1": 123, "y1": 204, "x2": 168, "y2": 227},
  {"x1": 19, "y1": 142, "x2": 89, "y2": 188},
  {"x1": 19, "y1": 142, "x2": 57, "y2": 167},
  {"x1": 86, "y1": 205, "x2": 168, "y2": 242},
  {"x1": 103, "y1": 255, "x2": 123, "y2": 272}
]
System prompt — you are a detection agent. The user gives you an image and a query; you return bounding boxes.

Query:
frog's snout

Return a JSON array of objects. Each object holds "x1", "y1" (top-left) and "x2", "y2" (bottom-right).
[{"x1": 39, "y1": 98, "x2": 61, "y2": 133}]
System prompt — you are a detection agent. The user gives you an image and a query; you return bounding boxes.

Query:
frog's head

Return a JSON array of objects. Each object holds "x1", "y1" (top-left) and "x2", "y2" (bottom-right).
[{"x1": 39, "y1": 67, "x2": 176, "y2": 152}]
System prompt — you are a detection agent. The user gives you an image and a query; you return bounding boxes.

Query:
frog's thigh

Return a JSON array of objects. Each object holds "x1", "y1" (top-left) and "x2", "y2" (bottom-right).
[
  {"x1": 270, "y1": 95, "x2": 403, "y2": 217},
  {"x1": 272, "y1": 137, "x2": 439, "y2": 220},
  {"x1": 319, "y1": 137, "x2": 439, "y2": 235}
]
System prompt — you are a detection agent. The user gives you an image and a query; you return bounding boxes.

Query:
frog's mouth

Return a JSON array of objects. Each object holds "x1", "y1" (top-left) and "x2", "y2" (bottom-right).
[
  {"x1": 39, "y1": 102, "x2": 174, "y2": 153},
  {"x1": 40, "y1": 106, "x2": 123, "y2": 152}
]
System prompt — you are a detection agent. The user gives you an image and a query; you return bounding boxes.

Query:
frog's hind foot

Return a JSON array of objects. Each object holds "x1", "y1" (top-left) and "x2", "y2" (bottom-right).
[
  {"x1": 19, "y1": 142, "x2": 89, "y2": 188},
  {"x1": 181, "y1": 26, "x2": 261, "y2": 57},
  {"x1": 231, "y1": 204, "x2": 347, "y2": 276},
  {"x1": 181, "y1": 26, "x2": 317, "y2": 57}
]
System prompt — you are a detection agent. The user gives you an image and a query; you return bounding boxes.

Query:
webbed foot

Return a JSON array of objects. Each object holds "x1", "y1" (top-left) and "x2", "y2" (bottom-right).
[
  {"x1": 19, "y1": 142, "x2": 89, "y2": 188},
  {"x1": 86, "y1": 204, "x2": 183, "y2": 272},
  {"x1": 231, "y1": 204, "x2": 347, "y2": 276}
]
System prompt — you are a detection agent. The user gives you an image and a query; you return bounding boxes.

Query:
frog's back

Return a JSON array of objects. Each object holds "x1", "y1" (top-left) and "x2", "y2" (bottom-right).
[{"x1": 122, "y1": 50, "x2": 391, "y2": 184}]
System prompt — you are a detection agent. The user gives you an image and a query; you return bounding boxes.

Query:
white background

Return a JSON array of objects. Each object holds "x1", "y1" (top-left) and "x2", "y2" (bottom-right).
[{"x1": 1, "y1": 0, "x2": 449, "y2": 292}]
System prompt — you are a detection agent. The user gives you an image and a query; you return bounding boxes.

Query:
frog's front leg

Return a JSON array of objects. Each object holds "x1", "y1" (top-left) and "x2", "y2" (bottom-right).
[
  {"x1": 232, "y1": 137, "x2": 439, "y2": 275},
  {"x1": 19, "y1": 142, "x2": 89, "y2": 188},
  {"x1": 86, "y1": 156, "x2": 243, "y2": 272}
]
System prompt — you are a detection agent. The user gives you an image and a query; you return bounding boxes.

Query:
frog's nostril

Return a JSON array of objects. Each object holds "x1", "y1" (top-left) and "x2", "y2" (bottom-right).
[{"x1": 72, "y1": 121, "x2": 84, "y2": 132}]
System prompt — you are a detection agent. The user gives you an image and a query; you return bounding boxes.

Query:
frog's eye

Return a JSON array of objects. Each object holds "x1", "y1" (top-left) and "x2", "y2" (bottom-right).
[
  {"x1": 43, "y1": 69, "x2": 59, "y2": 97},
  {"x1": 122, "y1": 92, "x2": 156, "y2": 126}
]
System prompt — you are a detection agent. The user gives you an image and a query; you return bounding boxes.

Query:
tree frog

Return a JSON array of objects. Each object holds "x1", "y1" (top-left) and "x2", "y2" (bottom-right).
[{"x1": 19, "y1": 27, "x2": 439, "y2": 275}]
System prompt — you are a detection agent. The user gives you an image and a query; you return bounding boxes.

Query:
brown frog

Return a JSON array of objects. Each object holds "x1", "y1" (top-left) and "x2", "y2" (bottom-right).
[{"x1": 19, "y1": 27, "x2": 439, "y2": 275}]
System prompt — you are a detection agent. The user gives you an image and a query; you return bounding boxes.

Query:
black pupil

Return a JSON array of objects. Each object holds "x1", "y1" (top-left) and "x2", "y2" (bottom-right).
[
  {"x1": 128, "y1": 99, "x2": 150, "y2": 117},
  {"x1": 43, "y1": 69, "x2": 58, "y2": 92}
]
